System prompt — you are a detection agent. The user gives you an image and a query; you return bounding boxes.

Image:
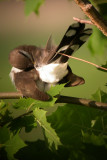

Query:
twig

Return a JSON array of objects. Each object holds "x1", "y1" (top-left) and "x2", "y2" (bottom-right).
[
  {"x1": 59, "y1": 53, "x2": 107, "y2": 71},
  {"x1": 0, "y1": 92, "x2": 107, "y2": 110},
  {"x1": 74, "y1": 0, "x2": 107, "y2": 36},
  {"x1": 73, "y1": 17, "x2": 93, "y2": 25}
]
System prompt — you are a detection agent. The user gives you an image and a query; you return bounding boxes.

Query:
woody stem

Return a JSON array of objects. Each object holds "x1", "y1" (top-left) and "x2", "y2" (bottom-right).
[{"x1": 0, "y1": 92, "x2": 107, "y2": 110}]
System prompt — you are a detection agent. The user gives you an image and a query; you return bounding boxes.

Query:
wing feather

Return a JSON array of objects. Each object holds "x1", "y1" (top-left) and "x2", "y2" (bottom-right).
[{"x1": 14, "y1": 69, "x2": 49, "y2": 101}]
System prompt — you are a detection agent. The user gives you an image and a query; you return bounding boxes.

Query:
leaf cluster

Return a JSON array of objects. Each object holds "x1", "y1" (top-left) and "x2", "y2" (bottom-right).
[{"x1": 0, "y1": 85, "x2": 107, "y2": 160}]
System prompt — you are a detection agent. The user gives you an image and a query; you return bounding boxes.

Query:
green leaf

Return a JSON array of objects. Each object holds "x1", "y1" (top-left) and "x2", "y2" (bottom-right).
[
  {"x1": 88, "y1": 27, "x2": 107, "y2": 56},
  {"x1": 0, "y1": 100, "x2": 13, "y2": 126},
  {"x1": 101, "y1": 90, "x2": 107, "y2": 103},
  {"x1": 0, "y1": 100, "x2": 6, "y2": 109},
  {"x1": 48, "y1": 104, "x2": 91, "y2": 146},
  {"x1": 0, "y1": 126, "x2": 10, "y2": 146},
  {"x1": 91, "y1": 89, "x2": 101, "y2": 102},
  {"x1": 47, "y1": 104, "x2": 107, "y2": 148},
  {"x1": 97, "y1": 3, "x2": 107, "y2": 19},
  {"x1": 97, "y1": 61, "x2": 107, "y2": 72},
  {"x1": 82, "y1": 131, "x2": 106, "y2": 146},
  {"x1": 9, "y1": 115, "x2": 37, "y2": 134},
  {"x1": 91, "y1": 89, "x2": 107, "y2": 102},
  {"x1": 90, "y1": 0, "x2": 107, "y2": 5},
  {"x1": 33, "y1": 108, "x2": 61, "y2": 150},
  {"x1": 5, "y1": 134, "x2": 26, "y2": 160},
  {"x1": 47, "y1": 83, "x2": 65, "y2": 97},
  {"x1": 13, "y1": 98, "x2": 36, "y2": 109},
  {"x1": 14, "y1": 140, "x2": 55, "y2": 160},
  {"x1": 25, "y1": 0, "x2": 44, "y2": 15},
  {"x1": 13, "y1": 97, "x2": 57, "y2": 110}
]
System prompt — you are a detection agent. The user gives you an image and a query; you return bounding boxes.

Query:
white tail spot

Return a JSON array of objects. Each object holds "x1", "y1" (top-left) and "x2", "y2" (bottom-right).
[
  {"x1": 84, "y1": 29, "x2": 92, "y2": 34},
  {"x1": 66, "y1": 29, "x2": 76, "y2": 37},
  {"x1": 57, "y1": 45, "x2": 69, "y2": 53},
  {"x1": 70, "y1": 44, "x2": 80, "y2": 52},
  {"x1": 80, "y1": 35, "x2": 89, "y2": 42},
  {"x1": 71, "y1": 23, "x2": 80, "y2": 28}
]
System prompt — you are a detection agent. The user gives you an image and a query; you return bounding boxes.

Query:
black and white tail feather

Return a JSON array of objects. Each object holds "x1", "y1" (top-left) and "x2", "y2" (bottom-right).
[{"x1": 48, "y1": 22, "x2": 92, "y2": 63}]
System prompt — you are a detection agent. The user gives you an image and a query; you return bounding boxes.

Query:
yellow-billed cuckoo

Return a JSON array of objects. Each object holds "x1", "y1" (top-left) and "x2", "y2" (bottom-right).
[{"x1": 9, "y1": 22, "x2": 92, "y2": 101}]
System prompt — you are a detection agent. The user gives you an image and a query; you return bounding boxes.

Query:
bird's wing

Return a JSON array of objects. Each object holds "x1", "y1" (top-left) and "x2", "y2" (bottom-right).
[{"x1": 13, "y1": 69, "x2": 49, "y2": 101}]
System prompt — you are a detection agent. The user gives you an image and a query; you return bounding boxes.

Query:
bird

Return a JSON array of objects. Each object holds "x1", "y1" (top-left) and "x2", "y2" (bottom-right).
[{"x1": 9, "y1": 22, "x2": 92, "y2": 101}]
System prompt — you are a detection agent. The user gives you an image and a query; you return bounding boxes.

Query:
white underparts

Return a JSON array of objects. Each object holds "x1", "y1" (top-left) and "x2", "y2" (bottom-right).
[
  {"x1": 9, "y1": 67, "x2": 23, "y2": 85},
  {"x1": 10, "y1": 63, "x2": 68, "y2": 92},
  {"x1": 36, "y1": 62, "x2": 68, "y2": 83}
]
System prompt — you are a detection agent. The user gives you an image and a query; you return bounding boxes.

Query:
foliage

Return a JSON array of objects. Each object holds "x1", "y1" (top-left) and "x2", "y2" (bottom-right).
[
  {"x1": 91, "y1": 89, "x2": 107, "y2": 102},
  {"x1": 97, "y1": 62, "x2": 107, "y2": 73},
  {"x1": 88, "y1": 2, "x2": 107, "y2": 58},
  {"x1": 0, "y1": 0, "x2": 107, "y2": 160},
  {"x1": 88, "y1": 27, "x2": 107, "y2": 56},
  {"x1": 24, "y1": 0, "x2": 45, "y2": 15},
  {"x1": 33, "y1": 108, "x2": 61, "y2": 150},
  {"x1": 0, "y1": 86, "x2": 107, "y2": 160}
]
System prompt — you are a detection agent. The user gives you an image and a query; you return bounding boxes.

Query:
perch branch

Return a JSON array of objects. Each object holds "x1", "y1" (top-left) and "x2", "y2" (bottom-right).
[
  {"x1": 57, "y1": 96, "x2": 107, "y2": 110},
  {"x1": 0, "y1": 92, "x2": 107, "y2": 110},
  {"x1": 73, "y1": 17, "x2": 93, "y2": 25},
  {"x1": 0, "y1": 92, "x2": 22, "y2": 99},
  {"x1": 74, "y1": 0, "x2": 107, "y2": 36}
]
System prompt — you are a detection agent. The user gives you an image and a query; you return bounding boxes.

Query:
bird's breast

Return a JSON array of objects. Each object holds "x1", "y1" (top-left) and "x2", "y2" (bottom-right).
[{"x1": 36, "y1": 62, "x2": 68, "y2": 83}]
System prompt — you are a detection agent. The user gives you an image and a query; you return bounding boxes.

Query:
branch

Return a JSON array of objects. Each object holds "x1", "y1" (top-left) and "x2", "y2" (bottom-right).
[
  {"x1": 57, "y1": 96, "x2": 107, "y2": 110},
  {"x1": 73, "y1": 17, "x2": 93, "y2": 25},
  {"x1": 74, "y1": 0, "x2": 107, "y2": 36},
  {"x1": 0, "y1": 92, "x2": 23, "y2": 99},
  {"x1": 59, "y1": 53, "x2": 107, "y2": 71},
  {"x1": 0, "y1": 92, "x2": 107, "y2": 110}
]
